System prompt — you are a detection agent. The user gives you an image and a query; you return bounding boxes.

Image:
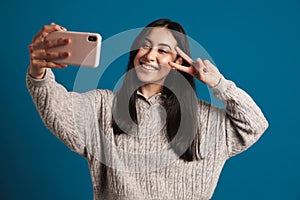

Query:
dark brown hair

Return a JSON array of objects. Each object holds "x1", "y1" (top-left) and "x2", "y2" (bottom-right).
[{"x1": 112, "y1": 19, "x2": 199, "y2": 161}]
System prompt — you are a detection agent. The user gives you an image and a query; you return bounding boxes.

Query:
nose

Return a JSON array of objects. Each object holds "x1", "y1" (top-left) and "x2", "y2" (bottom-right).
[{"x1": 144, "y1": 48, "x2": 157, "y2": 62}]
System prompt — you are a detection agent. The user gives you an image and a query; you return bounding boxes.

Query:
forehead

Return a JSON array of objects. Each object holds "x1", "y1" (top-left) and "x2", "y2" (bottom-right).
[{"x1": 146, "y1": 27, "x2": 177, "y2": 47}]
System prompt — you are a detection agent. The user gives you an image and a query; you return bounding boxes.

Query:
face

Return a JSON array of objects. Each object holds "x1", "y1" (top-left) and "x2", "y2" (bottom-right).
[{"x1": 133, "y1": 27, "x2": 181, "y2": 85}]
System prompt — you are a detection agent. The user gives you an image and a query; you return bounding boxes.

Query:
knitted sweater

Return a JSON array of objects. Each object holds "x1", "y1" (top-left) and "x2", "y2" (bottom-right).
[{"x1": 26, "y1": 68, "x2": 268, "y2": 200}]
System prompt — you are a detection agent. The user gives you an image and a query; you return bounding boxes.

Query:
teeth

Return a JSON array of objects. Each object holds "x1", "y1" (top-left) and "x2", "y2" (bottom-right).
[{"x1": 141, "y1": 64, "x2": 158, "y2": 71}]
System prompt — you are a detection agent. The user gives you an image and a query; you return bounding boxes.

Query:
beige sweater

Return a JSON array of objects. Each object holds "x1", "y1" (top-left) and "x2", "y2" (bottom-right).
[{"x1": 26, "y1": 68, "x2": 268, "y2": 200}]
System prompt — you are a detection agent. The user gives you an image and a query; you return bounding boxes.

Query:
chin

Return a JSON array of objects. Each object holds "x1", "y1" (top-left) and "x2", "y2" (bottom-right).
[{"x1": 136, "y1": 73, "x2": 157, "y2": 84}]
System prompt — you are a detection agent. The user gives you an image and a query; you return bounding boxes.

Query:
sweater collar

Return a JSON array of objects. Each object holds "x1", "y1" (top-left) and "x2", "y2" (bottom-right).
[{"x1": 136, "y1": 90, "x2": 165, "y2": 105}]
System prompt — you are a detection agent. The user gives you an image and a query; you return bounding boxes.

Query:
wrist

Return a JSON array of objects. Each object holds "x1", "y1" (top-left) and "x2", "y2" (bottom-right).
[
  {"x1": 28, "y1": 66, "x2": 46, "y2": 79},
  {"x1": 209, "y1": 75, "x2": 223, "y2": 88}
]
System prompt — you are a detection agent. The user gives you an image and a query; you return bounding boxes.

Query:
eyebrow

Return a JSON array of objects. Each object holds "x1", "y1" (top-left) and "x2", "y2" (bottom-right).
[{"x1": 144, "y1": 38, "x2": 173, "y2": 51}]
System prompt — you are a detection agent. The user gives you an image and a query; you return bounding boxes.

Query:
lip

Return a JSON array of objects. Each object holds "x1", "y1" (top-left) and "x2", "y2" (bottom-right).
[{"x1": 139, "y1": 61, "x2": 160, "y2": 72}]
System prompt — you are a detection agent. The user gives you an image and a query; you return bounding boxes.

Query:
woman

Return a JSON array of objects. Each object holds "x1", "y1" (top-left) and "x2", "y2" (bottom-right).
[{"x1": 27, "y1": 19, "x2": 268, "y2": 199}]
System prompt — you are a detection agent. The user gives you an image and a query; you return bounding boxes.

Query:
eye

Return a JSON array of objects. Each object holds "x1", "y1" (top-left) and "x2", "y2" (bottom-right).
[
  {"x1": 141, "y1": 41, "x2": 151, "y2": 49},
  {"x1": 158, "y1": 48, "x2": 168, "y2": 54},
  {"x1": 141, "y1": 44, "x2": 150, "y2": 49}
]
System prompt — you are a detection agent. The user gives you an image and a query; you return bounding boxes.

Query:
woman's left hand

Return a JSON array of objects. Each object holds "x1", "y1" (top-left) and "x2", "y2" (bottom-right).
[{"x1": 169, "y1": 47, "x2": 223, "y2": 88}]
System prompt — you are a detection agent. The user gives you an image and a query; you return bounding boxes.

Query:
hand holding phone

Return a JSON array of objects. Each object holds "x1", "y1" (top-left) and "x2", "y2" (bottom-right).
[
  {"x1": 46, "y1": 31, "x2": 102, "y2": 68},
  {"x1": 28, "y1": 23, "x2": 102, "y2": 79}
]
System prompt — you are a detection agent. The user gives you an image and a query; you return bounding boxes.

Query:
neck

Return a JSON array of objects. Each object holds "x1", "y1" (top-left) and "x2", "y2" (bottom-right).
[{"x1": 139, "y1": 84, "x2": 163, "y2": 99}]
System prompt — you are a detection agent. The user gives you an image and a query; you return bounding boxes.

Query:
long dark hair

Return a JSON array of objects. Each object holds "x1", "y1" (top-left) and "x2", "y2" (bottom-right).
[{"x1": 111, "y1": 19, "x2": 199, "y2": 161}]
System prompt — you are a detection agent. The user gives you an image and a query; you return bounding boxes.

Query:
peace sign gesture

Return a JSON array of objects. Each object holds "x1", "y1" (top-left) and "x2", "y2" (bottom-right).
[{"x1": 169, "y1": 47, "x2": 223, "y2": 88}]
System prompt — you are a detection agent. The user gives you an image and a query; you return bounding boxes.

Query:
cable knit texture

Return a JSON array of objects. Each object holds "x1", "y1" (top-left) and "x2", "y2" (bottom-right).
[{"x1": 26, "y1": 68, "x2": 268, "y2": 200}]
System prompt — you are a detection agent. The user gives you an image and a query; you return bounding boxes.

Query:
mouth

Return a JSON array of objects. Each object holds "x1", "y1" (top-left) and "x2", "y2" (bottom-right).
[{"x1": 139, "y1": 62, "x2": 160, "y2": 72}]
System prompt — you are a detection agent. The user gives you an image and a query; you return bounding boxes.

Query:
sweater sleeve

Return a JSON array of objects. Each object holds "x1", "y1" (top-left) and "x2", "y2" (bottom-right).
[
  {"x1": 26, "y1": 68, "x2": 101, "y2": 157},
  {"x1": 211, "y1": 77, "x2": 269, "y2": 158}
]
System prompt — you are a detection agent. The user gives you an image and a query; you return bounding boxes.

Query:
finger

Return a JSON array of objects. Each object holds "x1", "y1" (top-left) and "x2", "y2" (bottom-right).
[
  {"x1": 195, "y1": 58, "x2": 207, "y2": 73},
  {"x1": 51, "y1": 22, "x2": 67, "y2": 31},
  {"x1": 175, "y1": 46, "x2": 194, "y2": 66},
  {"x1": 203, "y1": 59, "x2": 214, "y2": 69},
  {"x1": 29, "y1": 38, "x2": 70, "y2": 51},
  {"x1": 31, "y1": 50, "x2": 69, "y2": 60},
  {"x1": 31, "y1": 59, "x2": 67, "y2": 68},
  {"x1": 32, "y1": 25, "x2": 57, "y2": 43},
  {"x1": 32, "y1": 23, "x2": 67, "y2": 43},
  {"x1": 44, "y1": 38, "x2": 70, "y2": 49},
  {"x1": 203, "y1": 59, "x2": 220, "y2": 75},
  {"x1": 202, "y1": 60, "x2": 211, "y2": 72},
  {"x1": 169, "y1": 62, "x2": 194, "y2": 74}
]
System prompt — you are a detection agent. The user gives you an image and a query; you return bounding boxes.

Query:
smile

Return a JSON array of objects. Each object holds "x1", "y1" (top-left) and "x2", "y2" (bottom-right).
[{"x1": 140, "y1": 63, "x2": 159, "y2": 72}]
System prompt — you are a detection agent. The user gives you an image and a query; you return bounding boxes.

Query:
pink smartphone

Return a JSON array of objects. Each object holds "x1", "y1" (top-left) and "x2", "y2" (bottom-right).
[{"x1": 46, "y1": 31, "x2": 102, "y2": 68}]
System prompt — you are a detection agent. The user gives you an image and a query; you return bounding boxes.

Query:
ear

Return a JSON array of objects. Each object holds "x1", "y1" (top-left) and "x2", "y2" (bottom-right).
[{"x1": 175, "y1": 57, "x2": 183, "y2": 65}]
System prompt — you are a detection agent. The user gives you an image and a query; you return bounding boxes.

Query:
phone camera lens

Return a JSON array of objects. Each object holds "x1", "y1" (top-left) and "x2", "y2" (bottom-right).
[{"x1": 88, "y1": 36, "x2": 97, "y2": 42}]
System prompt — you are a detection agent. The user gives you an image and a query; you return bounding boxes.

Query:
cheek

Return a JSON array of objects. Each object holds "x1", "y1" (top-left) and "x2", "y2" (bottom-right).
[
  {"x1": 133, "y1": 50, "x2": 144, "y2": 66},
  {"x1": 160, "y1": 62, "x2": 172, "y2": 74},
  {"x1": 158, "y1": 56, "x2": 173, "y2": 67}
]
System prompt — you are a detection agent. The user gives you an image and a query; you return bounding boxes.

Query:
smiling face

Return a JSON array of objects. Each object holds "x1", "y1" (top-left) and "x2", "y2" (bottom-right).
[{"x1": 133, "y1": 27, "x2": 181, "y2": 85}]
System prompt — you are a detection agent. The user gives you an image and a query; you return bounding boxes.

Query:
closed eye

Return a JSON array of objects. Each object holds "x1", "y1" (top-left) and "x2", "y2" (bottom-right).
[
  {"x1": 158, "y1": 48, "x2": 170, "y2": 54},
  {"x1": 141, "y1": 39, "x2": 152, "y2": 49},
  {"x1": 141, "y1": 43, "x2": 151, "y2": 49}
]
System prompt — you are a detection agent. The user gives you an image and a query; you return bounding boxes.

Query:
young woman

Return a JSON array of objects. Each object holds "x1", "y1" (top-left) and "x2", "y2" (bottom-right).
[{"x1": 27, "y1": 19, "x2": 268, "y2": 199}]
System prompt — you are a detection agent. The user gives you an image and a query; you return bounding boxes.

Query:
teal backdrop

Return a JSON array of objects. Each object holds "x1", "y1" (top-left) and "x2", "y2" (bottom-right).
[{"x1": 1, "y1": 0, "x2": 299, "y2": 199}]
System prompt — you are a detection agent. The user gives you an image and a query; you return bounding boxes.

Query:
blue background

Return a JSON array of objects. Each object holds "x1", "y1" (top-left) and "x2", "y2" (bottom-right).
[{"x1": 1, "y1": 0, "x2": 299, "y2": 199}]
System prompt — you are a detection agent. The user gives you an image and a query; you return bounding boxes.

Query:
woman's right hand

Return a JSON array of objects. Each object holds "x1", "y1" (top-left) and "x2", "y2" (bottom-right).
[{"x1": 28, "y1": 23, "x2": 70, "y2": 79}]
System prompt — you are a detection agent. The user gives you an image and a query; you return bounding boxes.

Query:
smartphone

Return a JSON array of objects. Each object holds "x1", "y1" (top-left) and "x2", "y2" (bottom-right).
[{"x1": 46, "y1": 31, "x2": 102, "y2": 68}]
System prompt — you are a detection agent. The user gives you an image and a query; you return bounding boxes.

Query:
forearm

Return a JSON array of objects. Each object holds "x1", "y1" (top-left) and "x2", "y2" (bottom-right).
[
  {"x1": 26, "y1": 68, "x2": 85, "y2": 154},
  {"x1": 212, "y1": 77, "x2": 269, "y2": 156}
]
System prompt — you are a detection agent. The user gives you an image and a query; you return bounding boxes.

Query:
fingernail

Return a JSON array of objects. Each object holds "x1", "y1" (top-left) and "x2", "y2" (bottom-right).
[
  {"x1": 63, "y1": 52, "x2": 69, "y2": 57},
  {"x1": 63, "y1": 38, "x2": 70, "y2": 43},
  {"x1": 60, "y1": 26, "x2": 67, "y2": 31}
]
